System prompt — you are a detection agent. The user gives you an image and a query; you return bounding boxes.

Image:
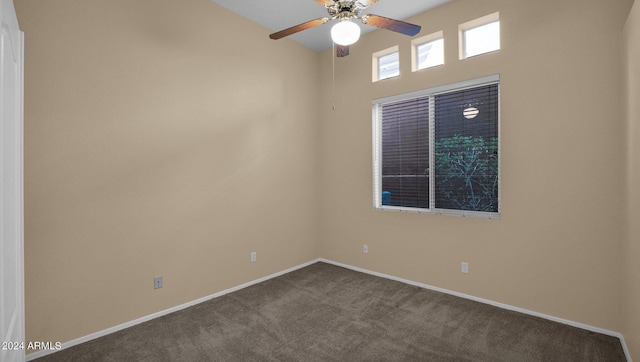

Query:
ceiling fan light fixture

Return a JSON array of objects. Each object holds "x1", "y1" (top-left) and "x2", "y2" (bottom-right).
[{"x1": 331, "y1": 19, "x2": 361, "y2": 46}]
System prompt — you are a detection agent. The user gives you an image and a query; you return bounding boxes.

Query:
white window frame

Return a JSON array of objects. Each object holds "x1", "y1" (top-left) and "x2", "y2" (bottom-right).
[
  {"x1": 459, "y1": 12, "x2": 500, "y2": 59},
  {"x1": 372, "y1": 74, "x2": 501, "y2": 219},
  {"x1": 372, "y1": 46, "x2": 399, "y2": 82},
  {"x1": 411, "y1": 31, "x2": 444, "y2": 72}
]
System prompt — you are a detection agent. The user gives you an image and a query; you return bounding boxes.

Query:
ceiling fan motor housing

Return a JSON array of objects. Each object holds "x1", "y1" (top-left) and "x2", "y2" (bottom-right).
[{"x1": 327, "y1": 1, "x2": 366, "y2": 20}]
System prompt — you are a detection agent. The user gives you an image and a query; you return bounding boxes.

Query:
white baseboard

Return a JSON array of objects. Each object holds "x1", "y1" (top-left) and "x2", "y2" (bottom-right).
[
  {"x1": 26, "y1": 259, "x2": 318, "y2": 361},
  {"x1": 28, "y1": 258, "x2": 632, "y2": 362},
  {"x1": 318, "y1": 258, "x2": 632, "y2": 362}
]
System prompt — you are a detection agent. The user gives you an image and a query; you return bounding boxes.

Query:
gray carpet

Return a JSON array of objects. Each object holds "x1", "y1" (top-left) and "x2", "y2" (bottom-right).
[{"x1": 34, "y1": 262, "x2": 626, "y2": 361}]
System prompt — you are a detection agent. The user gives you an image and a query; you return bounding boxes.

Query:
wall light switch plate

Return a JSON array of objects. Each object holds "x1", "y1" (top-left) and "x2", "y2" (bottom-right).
[
  {"x1": 154, "y1": 276, "x2": 163, "y2": 289},
  {"x1": 251, "y1": 251, "x2": 256, "y2": 262},
  {"x1": 461, "y1": 262, "x2": 469, "y2": 274}
]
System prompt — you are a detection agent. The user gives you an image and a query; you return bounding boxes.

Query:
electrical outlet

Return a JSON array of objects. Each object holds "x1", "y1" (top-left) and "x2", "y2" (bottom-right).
[
  {"x1": 363, "y1": 244, "x2": 369, "y2": 254},
  {"x1": 251, "y1": 251, "x2": 257, "y2": 262},
  {"x1": 154, "y1": 276, "x2": 163, "y2": 289},
  {"x1": 461, "y1": 262, "x2": 469, "y2": 274}
]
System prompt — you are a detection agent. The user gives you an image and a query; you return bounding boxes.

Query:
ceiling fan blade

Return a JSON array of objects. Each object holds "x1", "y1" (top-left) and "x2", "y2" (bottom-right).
[
  {"x1": 269, "y1": 18, "x2": 329, "y2": 40},
  {"x1": 357, "y1": 0, "x2": 379, "y2": 6},
  {"x1": 314, "y1": 0, "x2": 335, "y2": 6},
  {"x1": 336, "y1": 45, "x2": 349, "y2": 57},
  {"x1": 362, "y1": 14, "x2": 421, "y2": 36}
]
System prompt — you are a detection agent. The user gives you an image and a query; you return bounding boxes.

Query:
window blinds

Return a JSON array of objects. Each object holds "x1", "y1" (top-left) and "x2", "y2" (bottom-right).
[
  {"x1": 374, "y1": 75, "x2": 500, "y2": 217},
  {"x1": 380, "y1": 97, "x2": 430, "y2": 209}
]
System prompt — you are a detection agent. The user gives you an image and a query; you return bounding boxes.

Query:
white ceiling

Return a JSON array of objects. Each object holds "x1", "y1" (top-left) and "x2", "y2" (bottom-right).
[{"x1": 210, "y1": 0, "x2": 453, "y2": 51}]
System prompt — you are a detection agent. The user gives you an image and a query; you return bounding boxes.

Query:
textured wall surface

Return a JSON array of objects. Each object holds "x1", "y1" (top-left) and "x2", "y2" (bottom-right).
[
  {"x1": 16, "y1": 0, "x2": 320, "y2": 345},
  {"x1": 318, "y1": 0, "x2": 631, "y2": 333}
]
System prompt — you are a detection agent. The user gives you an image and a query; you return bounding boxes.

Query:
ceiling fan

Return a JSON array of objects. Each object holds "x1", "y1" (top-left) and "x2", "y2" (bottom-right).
[{"x1": 269, "y1": 0, "x2": 421, "y2": 57}]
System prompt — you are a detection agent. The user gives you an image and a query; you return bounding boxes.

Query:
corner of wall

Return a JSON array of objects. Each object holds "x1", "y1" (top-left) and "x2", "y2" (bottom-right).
[{"x1": 623, "y1": 0, "x2": 640, "y2": 359}]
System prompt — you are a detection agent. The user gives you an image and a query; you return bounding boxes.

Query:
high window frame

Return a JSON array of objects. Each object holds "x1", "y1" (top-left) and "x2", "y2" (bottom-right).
[
  {"x1": 459, "y1": 12, "x2": 500, "y2": 59},
  {"x1": 411, "y1": 31, "x2": 445, "y2": 72},
  {"x1": 372, "y1": 74, "x2": 501, "y2": 219},
  {"x1": 372, "y1": 46, "x2": 400, "y2": 82}
]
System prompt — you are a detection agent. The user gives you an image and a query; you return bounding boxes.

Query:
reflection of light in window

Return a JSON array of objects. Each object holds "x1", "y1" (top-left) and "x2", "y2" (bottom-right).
[
  {"x1": 417, "y1": 38, "x2": 444, "y2": 70},
  {"x1": 464, "y1": 21, "x2": 500, "y2": 58},
  {"x1": 463, "y1": 107, "x2": 479, "y2": 119},
  {"x1": 379, "y1": 52, "x2": 399, "y2": 80}
]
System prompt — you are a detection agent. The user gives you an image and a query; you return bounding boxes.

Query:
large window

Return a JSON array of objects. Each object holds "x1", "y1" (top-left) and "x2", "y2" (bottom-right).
[{"x1": 373, "y1": 75, "x2": 500, "y2": 218}]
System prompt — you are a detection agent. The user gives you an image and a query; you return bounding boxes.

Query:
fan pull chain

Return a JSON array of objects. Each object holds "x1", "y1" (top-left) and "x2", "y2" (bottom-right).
[{"x1": 332, "y1": 42, "x2": 336, "y2": 111}]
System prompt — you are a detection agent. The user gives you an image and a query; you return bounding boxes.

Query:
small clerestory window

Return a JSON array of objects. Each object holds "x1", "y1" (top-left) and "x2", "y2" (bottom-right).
[
  {"x1": 373, "y1": 46, "x2": 400, "y2": 82},
  {"x1": 412, "y1": 31, "x2": 444, "y2": 71},
  {"x1": 459, "y1": 12, "x2": 500, "y2": 59}
]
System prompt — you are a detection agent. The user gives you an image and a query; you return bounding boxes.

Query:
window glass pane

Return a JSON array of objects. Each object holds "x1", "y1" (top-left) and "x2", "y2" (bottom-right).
[
  {"x1": 417, "y1": 38, "x2": 444, "y2": 70},
  {"x1": 464, "y1": 21, "x2": 500, "y2": 58},
  {"x1": 380, "y1": 97, "x2": 429, "y2": 208},
  {"x1": 379, "y1": 52, "x2": 399, "y2": 80},
  {"x1": 434, "y1": 84, "x2": 499, "y2": 212}
]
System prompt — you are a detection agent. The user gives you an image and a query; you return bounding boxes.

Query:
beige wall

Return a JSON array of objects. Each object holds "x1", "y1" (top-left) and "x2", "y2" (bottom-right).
[
  {"x1": 16, "y1": 0, "x2": 320, "y2": 345},
  {"x1": 624, "y1": 0, "x2": 640, "y2": 358},
  {"x1": 318, "y1": 0, "x2": 632, "y2": 333}
]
